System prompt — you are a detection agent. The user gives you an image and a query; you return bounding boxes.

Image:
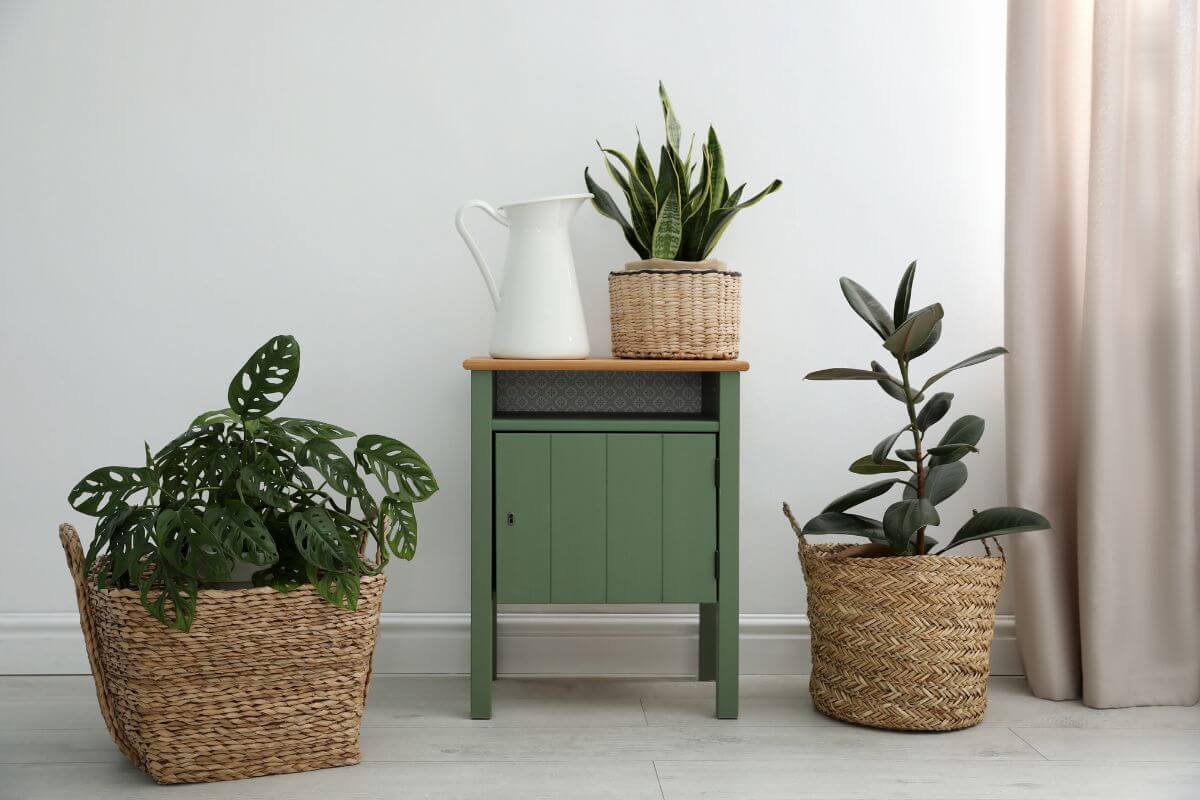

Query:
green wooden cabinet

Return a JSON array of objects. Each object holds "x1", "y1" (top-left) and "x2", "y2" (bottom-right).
[{"x1": 466, "y1": 358, "x2": 745, "y2": 720}]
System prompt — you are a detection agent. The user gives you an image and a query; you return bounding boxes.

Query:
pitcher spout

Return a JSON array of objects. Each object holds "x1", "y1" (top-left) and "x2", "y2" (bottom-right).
[{"x1": 499, "y1": 193, "x2": 592, "y2": 228}]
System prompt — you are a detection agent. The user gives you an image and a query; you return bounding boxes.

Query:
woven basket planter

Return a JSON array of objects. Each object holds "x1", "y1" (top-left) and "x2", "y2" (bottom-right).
[
  {"x1": 798, "y1": 541, "x2": 1005, "y2": 731},
  {"x1": 609, "y1": 261, "x2": 741, "y2": 359},
  {"x1": 59, "y1": 524, "x2": 384, "y2": 784}
]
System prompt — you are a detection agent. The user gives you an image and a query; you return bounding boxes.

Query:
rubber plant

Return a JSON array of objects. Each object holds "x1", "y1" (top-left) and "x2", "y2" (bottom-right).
[
  {"x1": 796, "y1": 263, "x2": 1049, "y2": 556},
  {"x1": 584, "y1": 82, "x2": 782, "y2": 261},
  {"x1": 67, "y1": 335, "x2": 438, "y2": 630}
]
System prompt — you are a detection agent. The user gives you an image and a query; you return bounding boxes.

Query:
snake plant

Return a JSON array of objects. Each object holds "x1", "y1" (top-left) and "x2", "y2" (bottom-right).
[
  {"x1": 585, "y1": 83, "x2": 782, "y2": 262},
  {"x1": 67, "y1": 335, "x2": 438, "y2": 630},
  {"x1": 794, "y1": 263, "x2": 1050, "y2": 556}
]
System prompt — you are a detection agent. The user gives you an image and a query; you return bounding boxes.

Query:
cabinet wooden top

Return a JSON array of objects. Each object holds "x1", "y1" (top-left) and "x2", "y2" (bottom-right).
[{"x1": 463, "y1": 357, "x2": 749, "y2": 372}]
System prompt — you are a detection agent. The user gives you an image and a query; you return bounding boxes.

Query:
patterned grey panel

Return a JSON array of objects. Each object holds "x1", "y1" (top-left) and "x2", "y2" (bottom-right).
[{"x1": 495, "y1": 371, "x2": 703, "y2": 414}]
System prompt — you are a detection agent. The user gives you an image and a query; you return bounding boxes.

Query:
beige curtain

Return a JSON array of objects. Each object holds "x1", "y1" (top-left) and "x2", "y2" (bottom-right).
[{"x1": 1006, "y1": 0, "x2": 1200, "y2": 708}]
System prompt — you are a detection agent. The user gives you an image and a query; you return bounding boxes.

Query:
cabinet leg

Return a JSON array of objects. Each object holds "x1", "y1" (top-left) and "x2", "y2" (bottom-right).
[
  {"x1": 492, "y1": 593, "x2": 498, "y2": 680},
  {"x1": 699, "y1": 603, "x2": 717, "y2": 681},
  {"x1": 715, "y1": 598, "x2": 739, "y2": 718}
]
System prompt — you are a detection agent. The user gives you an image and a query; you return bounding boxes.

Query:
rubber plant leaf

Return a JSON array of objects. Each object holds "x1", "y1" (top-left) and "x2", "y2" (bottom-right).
[
  {"x1": 882, "y1": 303, "x2": 944, "y2": 356},
  {"x1": 938, "y1": 507, "x2": 1051, "y2": 554},
  {"x1": 822, "y1": 479, "x2": 906, "y2": 514},
  {"x1": 839, "y1": 278, "x2": 895, "y2": 339}
]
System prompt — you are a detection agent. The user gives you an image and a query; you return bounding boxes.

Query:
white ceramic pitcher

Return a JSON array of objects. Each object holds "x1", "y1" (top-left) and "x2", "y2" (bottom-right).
[{"x1": 456, "y1": 194, "x2": 592, "y2": 359}]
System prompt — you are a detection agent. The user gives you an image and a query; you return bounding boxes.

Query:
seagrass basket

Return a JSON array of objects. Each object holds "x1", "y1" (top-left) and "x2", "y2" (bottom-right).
[
  {"x1": 59, "y1": 523, "x2": 384, "y2": 784},
  {"x1": 796, "y1": 538, "x2": 1005, "y2": 731},
  {"x1": 609, "y1": 268, "x2": 741, "y2": 359}
]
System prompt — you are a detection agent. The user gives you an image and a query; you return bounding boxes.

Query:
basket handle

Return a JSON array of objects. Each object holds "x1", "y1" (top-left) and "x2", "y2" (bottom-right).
[
  {"x1": 782, "y1": 502, "x2": 808, "y2": 545},
  {"x1": 59, "y1": 524, "x2": 142, "y2": 768}
]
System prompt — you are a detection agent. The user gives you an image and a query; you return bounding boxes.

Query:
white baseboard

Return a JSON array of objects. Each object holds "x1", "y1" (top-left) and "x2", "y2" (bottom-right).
[{"x1": 0, "y1": 611, "x2": 1022, "y2": 677}]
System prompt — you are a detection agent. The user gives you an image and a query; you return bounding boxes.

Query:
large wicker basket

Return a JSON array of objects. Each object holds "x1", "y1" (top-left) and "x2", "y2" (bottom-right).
[
  {"x1": 797, "y1": 539, "x2": 1005, "y2": 731},
  {"x1": 609, "y1": 268, "x2": 741, "y2": 359},
  {"x1": 59, "y1": 523, "x2": 384, "y2": 784}
]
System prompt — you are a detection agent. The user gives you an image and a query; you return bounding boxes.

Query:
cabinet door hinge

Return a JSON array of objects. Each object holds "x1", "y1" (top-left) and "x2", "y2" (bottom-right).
[
  {"x1": 714, "y1": 550, "x2": 720, "y2": 579},
  {"x1": 714, "y1": 458, "x2": 720, "y2": 487}
]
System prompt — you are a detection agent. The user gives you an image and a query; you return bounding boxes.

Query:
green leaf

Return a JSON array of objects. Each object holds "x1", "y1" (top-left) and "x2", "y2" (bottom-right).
[
  {"x1": 137, "y1": 554, "x2": 197, "y2": 632},
  {"x1": 907, "y1": 304, "x2": 943, "y2": 359},
  {"x1": 251, "y1": 547, "x2": 306, "y2": 593},
  {"x1": 805, "y1": 367, "x2": 884, "y2": 381},
  {"x1": 882, "y1": 498, "x2": 940, "y2": 554},
  {"x1": 706, "y1": 127, "x2": 725, "y2": 217},
  {"x1": 849, "y1": 455, "x2": 910, "y2": 475},
  {"x1": 870, "y1": 361, "x2": 922, "y2": 403},
  {"x1": 893, "y1": 260, "x2": 917, "y2": 324},
  {"x1": 355, "y1": 435, "x2": 439, "y2": 503},
  {"x1": 585, "y1": 167, "x2": 645, "y2": 258},
  {"x1": 698, "y1": 179, "x2": 782, "y2": 258},
  {"x1": 290, "y1": 506, "x2": 356, "y2": 571},
  {"x1": 305, "y1": 563, "x2": 360, "y2": 611},
  {"x1": 68, "y1": 466, "x2": 156, "y2": 516},
  {"x1": 273, "y1": 417, "x2": 355, "y2": 440},
  {"x1": 382, "y1": 495, "x2": 418, "y2": 560},
  {"x1": 204, "y1": 501, "x2": 278, "y2": 566},
  {"x1": 298, "y1": 437, "x2": 367, "y2": 498},
  {"x1": 928, "y1": 415, "x2": 985, "y2": 466},
  {"x1": 238, "y1": 461, "x2": 292, "y2": 510},
  {"x1": 153, "y1": 422, "x2": 223, "y2": 461},
  {"x1": 227, "y1": 335, "x2": 300, "y2": 420},
  {"x1": 634, "y1": 137, "x2": 657, "y2": 202},
  {"x1": 190, "y1": 408, "x2": 240, "y2": 428},
  {"x1": 658, "y1": 81, "x2": 681, "y2": 151},
  {"x1": 921, "y1": 347, "x2": 1009, "y2": 391},
  {"x1": 871, "y1": 427, "x2": 909, "y2": 464},
  {"x1": 651, "y1": 147, "x2": 682, "y2": 259},
  {"x1": 86, "y1": 504, "x2": 133, "y2": 578},
  {"x1": 905, "y1": 461, "x2": 968, "y2": 505},
  {"x1": 802, "y1": 511, "x2": 885, "y2": 541},
  {"x1": 894, "y1": 448, "x2": 918, "y2": 461},
  {"x1": 839, "y1": 278, "x2": 894, "y2": 339},
  {"x1": 882, "y1": 303, "x2": 944, "y2": 356},
  {"x1": 822, "y1": 479, "x2": 905, "y2": 513},
  {"x1": 916, "y1": 392, "x2": 953, "y2": 432},
  {"x1": 105, "y1": 508, "x2": 156, "y2": 589},
  {"x1": 938, "y1": 506, "x2": 1051, "y2": 553}
]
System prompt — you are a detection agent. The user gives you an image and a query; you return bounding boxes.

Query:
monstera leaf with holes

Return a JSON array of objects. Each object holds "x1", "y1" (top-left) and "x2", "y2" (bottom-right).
[
  {"x1": 68, "y1": 335, "x2": 439, "y2": 630},
  {"x1": 788, "y1": 263, "x2": 1049, "y2": 556}
]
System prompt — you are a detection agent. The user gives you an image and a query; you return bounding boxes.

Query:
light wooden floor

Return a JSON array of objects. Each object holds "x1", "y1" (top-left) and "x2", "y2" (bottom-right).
[{"x1": 2, "y1": 675, "x2": 1198, "y2": 799}]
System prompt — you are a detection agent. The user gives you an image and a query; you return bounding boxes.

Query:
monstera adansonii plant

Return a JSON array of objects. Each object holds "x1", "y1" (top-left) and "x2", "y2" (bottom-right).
[
  {"x1": 799, "y1": 263, "x2": 1049, "y2": 556},
  {"x1": 67, "y1": 335, "x2": 438, "y2": 630}
]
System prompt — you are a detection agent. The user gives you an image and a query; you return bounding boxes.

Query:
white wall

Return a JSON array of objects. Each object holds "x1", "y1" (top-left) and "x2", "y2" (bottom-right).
[{"x1": 0, "y1": 0, "x2": 1008, "y2": 621}]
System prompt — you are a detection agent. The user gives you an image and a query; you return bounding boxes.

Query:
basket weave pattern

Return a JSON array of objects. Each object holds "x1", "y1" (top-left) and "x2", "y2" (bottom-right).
[
  {"x1": 799, "y1": 542, "x2": 1005, "y2": 731},
  {"x1": 609, "y1": 269, "x2": 741, "y2": 359},
  {"x1": 60, "y1": 524, "x2": 384, "y2": 784}
]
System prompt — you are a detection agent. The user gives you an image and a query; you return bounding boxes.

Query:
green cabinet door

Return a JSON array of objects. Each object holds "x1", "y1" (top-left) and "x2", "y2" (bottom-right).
[
  {"x1": 495, "y1": 433, "x2": 551, "y2": 603},
  {"x1": 606, "y1": 434, "x2": 663, "y2": 602},
  {"x1": 550, "y1": 434, "x2": 607, "y2": 602},
  {"x1": 663, "y1": 433, "x2": 717, "y2": 602}
]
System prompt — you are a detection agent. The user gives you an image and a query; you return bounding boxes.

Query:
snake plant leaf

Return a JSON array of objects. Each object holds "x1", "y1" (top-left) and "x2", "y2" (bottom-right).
[
  {"x1": 706, "y1": 127, "x2": 725, "y2": 216},
  {"x1": 725, "y1": 182, "x2": 742, "y2": 206},
  {"x1": 658, "y1": 81, "x2": 681, "y2": 151},
  {"x1": 227, "y1": 334, "x2": 300, "y2": 420},
  {"x1": 882, "y1": 498, "x2": 940, "y2": 554},
  {"x1": 938, "y1": 506, "x2": 1051, "y2": 554},
  {"x1": 289, "y1": 506, "x2": 357, "y2": 571},
  {"x1": 921, "y1": 347, "x2": 1009, "y2": 391},
  {"x1": 305, "y1": 563, "x2": 360, "y2": 611},
  {"x1": 600, "y1": 149, "x2": 632, "y2": 196},
  {"x1": 916, "y1": 392, "x2": 954, "y2": 432},
  {"x1": 190, "y1": 408, "x2": 240, "y2": 428},
  {"x1": 904, "y1": 461, "x2": 968, "y2": 505},
  {"x1": 849, "y1": 455, "x2": 910, "y2": 474},
  {"x1": 928, "y1": 415, "x2": 985, "y2": 467},
  {"x1": 273, "y1": 418, "x2": 355, "y2": 441},
  {"x1": 601, "y1": 146, "x2": 655, "y2": 250},
  {"x1": 205, "y1": 501, "x2": 277, "y2": 566},
  {"x1": 699, "y1": 178, "x2": 783, "y2": 258},
  {"x1": 805, "y1": 367, "x2": 887, "y2": 381},
  {"x1": 651, "y1": 173, "x2": 682, "y2": 259},
  {"x1": 382, "y1": 495, "x2": 418, "y2": 560},
  {"x1": 893, "y1": 260, "x2": 917, "y2": 324},
  {"x1": 355, "y1": 435, "x2": 439, "y2": 503},
  {"x1": 839, "y1": 278, "x2": 895, "y2": 339},
  {"x1": 906, "y1": 304, "x2": 943, "y2": 359},
  {"x1": 298, "y1": 437, "x2": 367, "y2": 499},
  {"x1": 802, "y1": 511, "x2": 886, "y2": 541},
  {"x1": 138, "y1": 554, "x2": 198, "y2": 632},
  {"x1": 69, "y1": 466, "x2": 157, "y2": 516},
  {"x1": 872, "y1": 427, "x2": 910, "y2": 464},
  {"x1": 883, "y1": 303, "x2": 944, "y2": 356},
  {"x1": 634, "y1": 137, "x2": 657, "y2": 201},
  {"x1": 870, "y1": 361, "x2": 923, "y2": 403},
  {"x1": 585, "y1": 168, "x2": 644, "y2": 257},
  {"x1": 822, "y1": 479, "x2": 906, "y2": 513}
]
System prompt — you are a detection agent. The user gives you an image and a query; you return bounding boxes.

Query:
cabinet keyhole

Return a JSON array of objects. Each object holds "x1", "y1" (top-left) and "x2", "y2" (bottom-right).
[{"x1": 506, "y1": 512, "x2": 515, "y2": 527}]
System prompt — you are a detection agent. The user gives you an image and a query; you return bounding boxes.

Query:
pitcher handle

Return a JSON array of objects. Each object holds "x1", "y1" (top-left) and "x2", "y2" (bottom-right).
[{"x1": 455, "y1": 200, "x2": 508, "y2": 310}]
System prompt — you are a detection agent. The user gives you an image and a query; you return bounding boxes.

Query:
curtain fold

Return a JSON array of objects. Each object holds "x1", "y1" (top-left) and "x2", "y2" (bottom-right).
[{"x1": 1006, "y1": 0, "x2": 1200, "y2": 708}]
